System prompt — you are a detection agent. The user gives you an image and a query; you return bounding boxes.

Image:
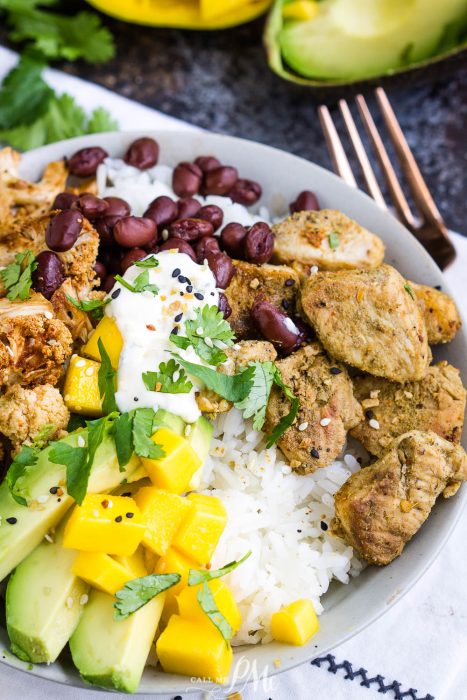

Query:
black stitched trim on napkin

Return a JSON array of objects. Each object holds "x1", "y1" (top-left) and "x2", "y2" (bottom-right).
[{"x1": 311, "y1": 654, "x2": 435, "y2": 700}]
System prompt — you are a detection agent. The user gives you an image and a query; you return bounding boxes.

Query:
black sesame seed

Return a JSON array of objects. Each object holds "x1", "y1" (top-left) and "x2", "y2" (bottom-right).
[
  {"x1": 194, "y1": 293, "x2": 204, "y2": 301},
  {"x1": 186, "y1": 285, "x2": 193, "y2": 293},
  {"x1": 210, "y1": 292, "x2": 215, "y2": 296},
  {"x1": 365, "y1": 409, "x2": 375, "y2": 420},
  {"x1": 126, "y1": 512, "x2": 134, "y2": 519},
  {"x1": 297, "y1": 529, "x2": 302, "y2": 533},
  {"x1": 320, "y1": 521, "x2": 328, "y2": 531},
  {"x1": 57, "y1": 498, "x2": 62, "y2": 502},
  {"x1": 178, "y1": 275, "x2": 186, "y2": 283},
  {"x1": 330, "y1": 367, "x2": 342, "y2": 375},
  {"x1": 121, "y1": 492, "x2": 132, "y2": 497},
  {"x1": 434, "y1": 284, "x2": 442, "y2": 290},
  {"x1": 111, "y1": 288, "x2": 121, "y2": 299},
  {"x1": 180, "y1": 291, "x2": 184, "y2": 296},
  {"x1": 185, "y1": 278, "x2": 192, "y2": 285},
  {"x1": 285, "y1": 278, "x2": 295, "y2": 287},
  {"x1": 115, "y1": 515, "x2": 123, "y2": 523},
  {"x1": 6, "y1": 517, "x2": 17, "y2": 525},
  {"x1": 172, "y1": 268, "x2": 181, "y2": 278},
  {"x1": 49, "y1": 486, "x2": 59, "y2": 494},
  {"x1": 174, "y1": 696, "x2": 182, "y2": 700},
  {"x1": 171, "y1": 326, "x2": 179, "y2": 335},
  {"x1": 134, "y1": 397, "x2": 139, "y2": 402},
  {"x1": 311, "y1": 448, "x2": 320, "y2": 459},
  {"x1": 282, "y1": 299, "x2": 290, "y2": 310},
  {"x1": 174, "y1": 313, "x2": 183, "y2": 322}
]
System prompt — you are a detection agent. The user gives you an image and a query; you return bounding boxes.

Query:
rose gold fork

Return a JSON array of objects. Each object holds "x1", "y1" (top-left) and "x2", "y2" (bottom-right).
[{"x1": 318, "y1": 87, "x2": 456, "y2": 270}]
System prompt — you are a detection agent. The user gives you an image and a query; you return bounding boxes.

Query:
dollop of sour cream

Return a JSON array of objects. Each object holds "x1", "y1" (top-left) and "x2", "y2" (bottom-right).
[{"x1": 107, "y1": 251, "x2": 219, "y2": 424}]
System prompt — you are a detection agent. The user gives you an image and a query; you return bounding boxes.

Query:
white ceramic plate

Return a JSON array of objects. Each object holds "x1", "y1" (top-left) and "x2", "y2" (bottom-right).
[{"x1": 1, "y1": 130, "x2": 466, "y2": 695}]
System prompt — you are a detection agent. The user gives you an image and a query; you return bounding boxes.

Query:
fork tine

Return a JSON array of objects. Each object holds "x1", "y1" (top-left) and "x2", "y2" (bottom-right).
[
  {"x1": 355, "y1": 94, "x2": 417, "y2": 230},
  {"x1": 318, "y1": 105, "x2": 357, "y2": 188},
  {"x1": 375, "y1": 88, "x2": 447, "y2": 229},
  {"x1": 338, "y1": 99, "x2": 387, "y2": 210}
]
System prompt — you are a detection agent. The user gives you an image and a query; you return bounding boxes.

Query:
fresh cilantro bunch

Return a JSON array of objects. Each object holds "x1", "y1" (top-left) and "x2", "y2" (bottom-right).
[
  {"x1": 170, "y1": 305, "x2": 235, "y2": 366},
  {"x1": 143, "y1": 359, "x2": 193, "y2": 395},
  {"x1": 113, "y1": 573, "x2": 181, "y2": 621},
  {"x1": 0, "y1": 249, "x2": 37, "y2": 300}
]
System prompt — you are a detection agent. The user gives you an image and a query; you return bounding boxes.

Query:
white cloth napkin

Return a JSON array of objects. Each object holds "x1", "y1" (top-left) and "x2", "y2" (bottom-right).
[{"x1": 1, "y1": 45, "x2": 466, "y2": 700}]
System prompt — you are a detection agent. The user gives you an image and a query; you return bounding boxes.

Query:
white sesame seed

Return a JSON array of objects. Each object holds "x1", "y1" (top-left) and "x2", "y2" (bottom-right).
[
  {"x1": 106, "y1": 499, "x2": 113, "y2": 508},
  {"x1": 36, "y1": 494, "x2": 49, "y2": 504},
  {"x1": 64, "y1": 394, "x2": 70, "y2": 402},
  {"x1": 77, "y1": 435, "x2": 85, "y2": 447},
  {"x1": 44, "y1": 533, "x2": 54, "y2": 543},
  {"x1": 162, "y1": 229, "x2": 169, "y2": 241},
  {"x1": 92, "y1": 509, "x2": 100, "y2": 517},
  {"x1": 66, "y1": 597, "x2": 74, "y2": 609},
  {"x1": 298, "y1": 422, "x2": 309, "y2": 431},
  {"x1": 196, "y1": 327, "x2": 204, "y2": 335},
  {"x1": 204, "y1": 336, "x2": 213, "y2": 347},
  {"x1": 281, "y1": 465, "x2": 292, "y2": 475},
  {"x1": 310, "y1": 265, "x2": 319, "y2": 274},
  {"x1": 344, "y1": 454, "x2": 359, "y2": 469},
  {"x1": 44, "y1": 311, "x2": 53, "y2": 320},
  {"x1": 369, "y1": 418, "x2": 380, "y2": 430},
  {"x1": 184, "y1": 424, "x2": 192, "y2": 437},
  {"x1": 85, "y1": 366, "x2": 94, "y2": 376},
  {"x1": 75, "y1": 359, "x2": 86, "y2": 367},
  {"x1": 320, "y1": 417, "x2": 331, "y2": 427},
  {"x1": 79, "y1": 594, "x2": 89, "y2": 606}
]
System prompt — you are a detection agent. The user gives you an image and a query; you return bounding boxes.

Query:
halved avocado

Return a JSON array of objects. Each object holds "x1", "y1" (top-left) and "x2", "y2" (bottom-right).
[{"x1": 265, "y1": 0, "x2": 467, "y2": 87}]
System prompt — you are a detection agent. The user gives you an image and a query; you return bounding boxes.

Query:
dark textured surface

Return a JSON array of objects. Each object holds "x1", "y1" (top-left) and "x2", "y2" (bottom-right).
[{"x1": 3, "y1": 16, "x2": 467, "y2": 233}]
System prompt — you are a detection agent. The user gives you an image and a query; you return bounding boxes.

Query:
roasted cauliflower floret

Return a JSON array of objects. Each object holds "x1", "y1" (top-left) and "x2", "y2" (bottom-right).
[
  {"x1": 0, "y1": 295, "x2": 72, "y2": 388},
  {"x1": 272, "y1": 209, "x2": 385, "y2": 277},
  {"x1": 50, "y1": 279, "x2": 94, "y2": 344},
  {"x1": 0, "y1": 383, "x2": 69, "y2": 455}
]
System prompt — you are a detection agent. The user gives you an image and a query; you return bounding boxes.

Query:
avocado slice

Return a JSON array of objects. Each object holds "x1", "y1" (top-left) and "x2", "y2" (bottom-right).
[
  {"x1": 70, "y1": 590, "x2": 163, "y2": 693},
  {"x1": 6, "y1": 519, "x2": 88, "y2": 664},
  {"x1": 0, "y1": 432, "x2": 140, "y2": 582},
  {"x1": 153, "y1": 408, "x2": 185, "y2": 435},
  {"x1": 187, "y1": 416, "x2": 214, "y2": 490},
  {"x1": 266, "y1": 0, "x2": 467, "y2": 84}
]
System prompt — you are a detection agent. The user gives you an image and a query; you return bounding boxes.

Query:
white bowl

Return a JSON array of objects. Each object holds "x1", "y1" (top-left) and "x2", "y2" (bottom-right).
[{"x1": 2, "y1": 130, "x2": 466, "y2": 695}]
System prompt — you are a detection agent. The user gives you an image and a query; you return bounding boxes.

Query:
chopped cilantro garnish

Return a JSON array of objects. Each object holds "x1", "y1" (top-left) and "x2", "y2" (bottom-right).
[
  {"x1": 97, "y1": 338, "x2": 117, "y2": 414},
  {"x1": 0, "y1": 250, "x2": 37, "y2": 301},
  {"x1": 113, "y1": 573, "x2": 181, "y2": 621},
  {"x1": 264, "y1": 366, "x2": 300, "y2": 448},
  {"x1": 188, "y1": 551, "x2": 251, "y2": 587},
  {"x1": 235, "y1": 362, "x2": 276, "y2": 431},
  {"x1": 112, "y1": 412, "x2": 134, "y2": 471},
  {"x1": 132, "y1": 408, "x2": 165, "y2": 460},
  {"x1": 66, "y1": 295, "x2": 110, "y2": 321},
  {"x1": 170, "y1": 304, "x2": 235, "y2": 366},
  {"x1": 114, "y1": 271, "x2": 159, "y2": 296},
  {"x1": 134, "y1": 255, "x2": 159, "y2": 269},
  {"x1": 404, "y1": 283, "x2": 415, "y2": 300},
  {"x1": 328, "y1": 232, "x2": 340, "y2": 250},
  {"x1": 5, "y1": 445, "x2": 39, "y2": 506},
  {"x1": 172, "y1": 354, "x2": 254, "y2": 403},
  {"x1": 142, "y1": 359, "x2": 193, "y2": 395},
  {"x1": 197, "y1": 582, "x2": 233, "y2": 642}
]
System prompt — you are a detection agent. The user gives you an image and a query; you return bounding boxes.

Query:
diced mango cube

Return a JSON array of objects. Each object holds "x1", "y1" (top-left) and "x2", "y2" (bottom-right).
[
  {"x1": 177, "y1": 579, "x2": 241, "y2": 633},
  {"x1": 134, "y1": 487, "x2": 193, "y2": 556},
  {"x1": 271, "y1": 599, "x2": 319, "y2": 646},
  {"x1": 154, "y1": 548, "x2": 198, "y2": 622},
  {"x1": 63, "y1": 355, "x2": 102, "y2": 417},
  {"x1": 140, "y1": 428, "x2": 201, "y2": 494},
  {"x1": 282, "y1": 0, "x2": 319, "y2": 22},
  {"x1": 113, "y1": 547, "x2": 148, "y2": 579},
  {"x1": 63, "y1": 494, "x2": 145, "y2": 556},
  {"x1": 72, "y1": 551, "x2": 135, "y2": 595},
  {"x1": 172, "y1": 494, "x2": 227, "y2": 565},
  {"x1": 156, "y1": 615, "x2": 233, "y2": 684},
  {"x1": 82, "y1": 316, "x2": 123, "y2": 369}
]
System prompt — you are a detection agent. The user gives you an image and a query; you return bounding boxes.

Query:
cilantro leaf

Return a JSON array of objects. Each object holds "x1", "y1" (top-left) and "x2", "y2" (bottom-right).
[
  {"x1": 404, "y1": 283, "x2": 415, "y2": 300},
  {"x1": 235, "y1": 362, "x2": 276, "y2": 430},
  {"x1": 328, "y1": 232, "x2": 340, "y2": 250},
  {"x1": 67, "y1": 414, "x2": 86, "y2": 432},
  {"x1": 114, "y1": 271, "x2": 159, "y2": 296},
  {"x1": 0, "y1": 54, "x2": 52, "y2": 130},
  {"x1": 172, "y1": 354, "x2": 254, "y2": 404},
  {"x1": 97, "y1": 338, "x2": 117, "y2": 415},
  {"x1": 265, "y1": 366, "x2": 300, "y2": 448},
  {"x1": 112, "y1": 412, "x2": 134, "y2": 471},
  {"x1": 86, "y1": 106, "x2": 118, "y2": 134},
  {"x1": 0, "y1": 250, "x2": 37, "y2": 300},
  {"x1": 142, "y1": 359, "x2": 193, "y2": 395},
  {"x1": 49, "y1": 441, "x2": 86, "y2": 503},
  {"x1": 66, "y1": 295, "x2": 110, "y2": 322},
  {"x1": 134, "y1": 256, "x2": 159, "y2": 269},
  {"x1": 197, "y1": 582, "x2": 233, "y2": 642},
  {"x1": 5, "y1": 445, "x2": 39, "y2": 506},
  {"x1": 114, "y1": 573, "x2": 181, "y2": 621},
  {"x1": 188, "y1": 551, "x2": 251, "y2": 587},
  {"x1": 172, "y1": 305, "x2": 235, "y2": 366},
  {"x1": 132, "y1": 408, "x2": 165, "y2": 460}
]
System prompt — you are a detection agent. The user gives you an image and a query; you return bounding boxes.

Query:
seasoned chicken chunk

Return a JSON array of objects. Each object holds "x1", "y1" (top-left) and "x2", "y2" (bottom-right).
[
  {"x1": 225, "y1": 261, "x2": 300, "y2": 339},
  {"x1": 0, "y1": 384, "x2": 69, "y2": 455},
  {"x1": 272, "y1": 209, "x2": 385, "y2": 277},
  {"x1": 300, "y1": 265, "x2": 431, "y2": 383},
  {"x1": 0, "y1": 295, "x2": 72, "y2": 388},
  {"x1": 412, "y1": 283, "x2": 461, "y2": 345},
  {"x1": 196, "y1": 340, "x2": 277, "y2": 416},
  {"x1": 350, "y1": 362, "x2": 466, "y2": 456},
  {"x1": 331, "y1": 431, "x2": 467, "y2": 565},
  {"x1": 264, "y1": 343, "x2": 362, "y2": 472}
]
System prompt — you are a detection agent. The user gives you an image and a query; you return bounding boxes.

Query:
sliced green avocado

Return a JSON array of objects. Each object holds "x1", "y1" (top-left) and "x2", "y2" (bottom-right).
[
  {"x1": 0, "y1": 431, "x2": 140, "y2": 582},
  {"x1": 187, "y1": 416, "x2": 214, "y2": 490},
  {"x1": 6, "y1": 518, "x2": 88, "y2": 664},
  {"x1": 153, "y1": 408, "x2": 185, "y2": 435},
  {"x1": 278, "y1": 0, "x2": 467, "y2": 80},
  {"x1": 70, "y1": 590, "x2": 162, "y2": 693}
]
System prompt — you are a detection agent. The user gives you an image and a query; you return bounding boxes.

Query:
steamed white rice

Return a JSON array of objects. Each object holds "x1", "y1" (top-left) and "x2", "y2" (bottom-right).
[{"x1": 97, "y1": 157, "x2": 365, "y2": 646}]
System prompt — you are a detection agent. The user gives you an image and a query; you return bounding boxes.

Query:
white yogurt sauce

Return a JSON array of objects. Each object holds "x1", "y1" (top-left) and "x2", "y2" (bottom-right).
[{"x1": 106, "y1": 251, "x2": 219, "y2": 423}]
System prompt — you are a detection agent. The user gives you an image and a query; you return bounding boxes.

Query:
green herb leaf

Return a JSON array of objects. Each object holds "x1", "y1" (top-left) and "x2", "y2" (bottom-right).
[
  {"x1": 67, "y1": 414, "x2": 86, "y2": 432},
  {"x1": 97, "y1": 338, "x2": 117, "y2": 415},
  {"x1": 142, "y1": 359, "x2": 193, "y2": 395},
  {"x1": 265, "y1": 366, "x2": 300, "y2": 448},
  {"x1": 132, "y1": 408, "x2": 165, "y2": 460},
  {"x1": 197, "y1": 582, "x2": 233, "y2": 642},
  {"x1": 49, "y1": 441, "x2": 87, "y2": 503},
  {"x1": 5, "y1": 445, "x2": 38, "y2": 506},
  {"x1": 114, "y1": 271, "x2": 159, "y2": 296},
  {"x1": 66, "y1": 295, "x2": 110, "y2": 322},
  {"x1": 134, "y1": 255, "x2": 159, "y2": 269},
  {"x1": 86, "y1": 106, "x2": 118, "y2": 134},
  {"x1": 188, "y1": 551, "x2": 251, "y2": 587},
  {"x1": 404, "y1": 283, "x2": 415, "y2": 300},
  {"x1": 0, "y1": 54, "x2": 52, "y2": 130},
  {"x1": 328, "y1": 232, "x2": 340, "y2": 250},
  {"x1": 235, "y1": 362, "x2": 276, "y2": 431},
  {"x1": 172, "y1": 305, "x2": 235, "y2": 366},
  {"x1": 0, "y1": 250, "x2": 37, "y2": 300},
  {"x1": 172, "y1": 354, "x2": 254, "y2": 404},
  {"x1": 113, "y1": 573, "x2": 181, "y2": 621},
  {"x1": 112, "y1": 412, "x2": 134, "y2": 471}
]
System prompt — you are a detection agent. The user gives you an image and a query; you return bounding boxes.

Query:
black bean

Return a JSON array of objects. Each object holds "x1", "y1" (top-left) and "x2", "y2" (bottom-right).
[
  {"x1": 250, "y1": 297, "x2": 304, "y2": 355},
  {"x1": 169, "y1": 218, "x2": 214, "y2": 242},
  {"x1": 220, "y1": 222, "x2": 247, "y2": 258},
  {"x1": 121, "y1": 248, "x2": 147, "y2": 272},
  {"x1": 103, "y1": 196, "x2": 131, "y2": 217},
  {"x1": 46, "y1": 209, "x2": 83, "y2": 252},
  {"x1": 113, "y1": 216, "x2": 157, "y2": 248},
  {"x1": 194, "y1": 155, "x2": 221, "y2": 173},
  {"x1": 144, "y1": 196, "x2": 178, "y2": 229},
  {"x1": 32, "y1": 251, "x2": 64, "y2": 299},
  {"x1": 194, "y1": 235, "x2": 220, "y2": 264},
  {"x1": 197, "y1": 204, "x2": 224, "y2": 232},
  {"x1": 52, "y1": 191, "x2": 78, "y2": 211},
  {"x1": 229, "y1": 178, "x2": 262, "y2": 206},
  {"x1": 206, "y1": 252, "x2": 235, "y2": 289},
  {"x1": 172, "y1": 162, "x2": 202, "y2": 197},
  {"x1": 177, "y1": 198, "x2": 201, "y2": 219},
  {"x1": 218, "y1": 292, "x2": 232, "y2": 319},
  {"x1": 289, "y1": 190, "x2": 320, "y2": 214},
  {"x1": 67, "y1": 147, "x2": 108, "y2": 177},
  {"x1": 124, "y1": 137, "x2": 159, "y2": 169},
  {"x1": 204, "y1": 166, "x2": 238, "y2": 196},
  {"x1": 244, "y1": 222, "x2": 274, "y2": 264},
  {"x1": 77, "y1": 193, "x2": 109, "y2": 221},
  {"x1": 159, "y1": 238, "x2": 196, "y2": 261}
]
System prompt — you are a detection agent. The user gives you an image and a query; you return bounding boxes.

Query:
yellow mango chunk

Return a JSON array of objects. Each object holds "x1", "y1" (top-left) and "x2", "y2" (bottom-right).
[
  {"x1": 82, "y1": 316, "x2": 123, "y2": 370},
  {"x1": 72, "y1": 551, "x2": 134, "y2": 595},
  {"x1": 63, "y1": 494, "x2": 145, "y2": 556},
  {"x1": 172, "y1": 494, "x2": 227, "y2": 565},
  {"x1": 177, "y1": 579, "x2": 241, "y2": 633},
  {"x1": 63, "y1": 356, "x2": 102, "y2": 417},
  {"x1": 200, "y1": 0, "x2": 250, "y2": 21},
  {"x1": 156, "y1": 615, "x2": 233, "y2": 684},
  {"x1": 134, "y1": 487, "x2": 193, "y2": 557},
  {"x1": 113, "y1": 547, "x2": 148, "y2": 579},
  {"x1": 140, "y1": 428, "x2": 201, "y2": 494},
  {"x1": 282, "y1": 0, "x2": 319, "y2": 22},
  {"x1": 271, "y1": 599, "x2": 319, "y2": 646},
  {"x1": 154, "y1": 548, "x2": 198, "y2": 622}
]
